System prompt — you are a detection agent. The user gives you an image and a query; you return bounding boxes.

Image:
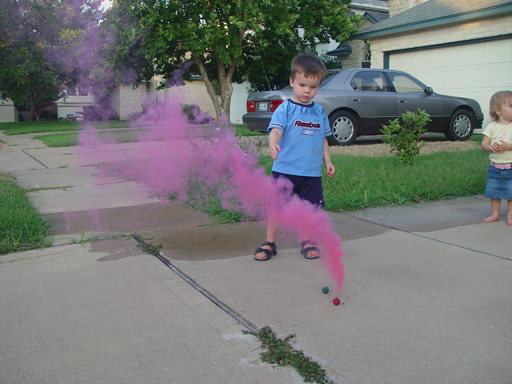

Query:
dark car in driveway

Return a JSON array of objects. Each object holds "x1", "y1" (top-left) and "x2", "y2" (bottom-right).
[{"x1": 242, "y1": 68, "x2": 484, "y2": 145}]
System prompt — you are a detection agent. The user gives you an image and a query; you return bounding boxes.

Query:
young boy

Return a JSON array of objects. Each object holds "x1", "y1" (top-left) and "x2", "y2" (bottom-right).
[{"x1": 254, "y1": 54, "x2": 335, "y2": 261}]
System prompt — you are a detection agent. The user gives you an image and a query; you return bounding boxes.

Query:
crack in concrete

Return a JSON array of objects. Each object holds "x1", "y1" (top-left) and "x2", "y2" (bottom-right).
[
  {"x1": 347, "y1": 215, "x2": 512, "y2": 262},
  {"x1": 22, "y1": 149, "x2": 49, "y2": 169}
]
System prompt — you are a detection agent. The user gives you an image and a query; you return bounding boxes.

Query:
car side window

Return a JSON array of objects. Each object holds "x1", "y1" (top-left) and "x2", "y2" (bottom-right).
[
  {"x1": 350, "y1": 72, "x2": 386, "y2": 92},
  {"x1": 388, "y1": 74, "x2": 424, "y2": 93}
]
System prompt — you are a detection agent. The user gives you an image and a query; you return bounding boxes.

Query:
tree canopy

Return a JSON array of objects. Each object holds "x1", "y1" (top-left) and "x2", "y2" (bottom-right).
[
  {"x1": 116, "y1": 0, "x2": 360, "y2": 120},
  {"x1": 0, "y1": 0, "x2": 102, "y2": 121}
]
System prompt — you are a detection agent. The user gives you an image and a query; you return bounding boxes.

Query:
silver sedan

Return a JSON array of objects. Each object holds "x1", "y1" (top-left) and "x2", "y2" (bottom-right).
[{"x1": 242, "y1": 68, "x2": 484, "y2": 146}]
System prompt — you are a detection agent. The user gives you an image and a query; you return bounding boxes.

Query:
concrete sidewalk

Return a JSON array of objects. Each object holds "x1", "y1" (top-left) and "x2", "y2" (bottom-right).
[{"x1": 1, "y1": 131, "x2": 511, "y2": 383}]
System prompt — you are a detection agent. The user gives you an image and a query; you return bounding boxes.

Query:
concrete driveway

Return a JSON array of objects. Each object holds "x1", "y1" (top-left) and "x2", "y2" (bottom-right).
[{"x1": 1, "y1": 131, "x2": 511, "y2": 384}]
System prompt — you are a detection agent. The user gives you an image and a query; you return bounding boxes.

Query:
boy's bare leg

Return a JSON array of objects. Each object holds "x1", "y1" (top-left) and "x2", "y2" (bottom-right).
[
  {"x1": 507, "y1": 200, "x2": 512, "y2": 225},
  {"x1": 302, "y1": 211, "x2": 320, "y2": 258},
  {"x1": 484, "y1": 199, "x2": 501, "y2": 223},
  {"x1": 254, "y1": 220, "x2": 279, "y2": 260}
]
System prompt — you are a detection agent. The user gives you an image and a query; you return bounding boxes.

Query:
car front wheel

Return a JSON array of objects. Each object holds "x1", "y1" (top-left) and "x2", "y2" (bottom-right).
[
  {"x1": 327, "y1": 111, "x2": 359, "y2": 146},
  {"x1": 445, "y1": 110, "x2": 474, "y2": 141}
]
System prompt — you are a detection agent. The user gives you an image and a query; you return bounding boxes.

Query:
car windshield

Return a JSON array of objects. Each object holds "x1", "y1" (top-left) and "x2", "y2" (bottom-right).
[{"x1": 280, "y1": 69, "x2": 341, "y2": 90}]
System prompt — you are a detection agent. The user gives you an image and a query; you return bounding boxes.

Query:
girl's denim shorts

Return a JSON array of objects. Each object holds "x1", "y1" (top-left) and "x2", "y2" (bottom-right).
[{"x1": 484, "y1": 164, "x2": 512, "y2": 200}]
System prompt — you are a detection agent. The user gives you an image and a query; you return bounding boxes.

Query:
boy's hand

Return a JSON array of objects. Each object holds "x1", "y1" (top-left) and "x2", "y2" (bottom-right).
[
  {"x1": 326, "y1": 162, "x2": 335, "y2": 178},
  {"x1": 268, "y1": 128, "x2": 283, "y2": 160},
  {"x1": 269, "y1": 144, "x2": 281, "y2": 160}
]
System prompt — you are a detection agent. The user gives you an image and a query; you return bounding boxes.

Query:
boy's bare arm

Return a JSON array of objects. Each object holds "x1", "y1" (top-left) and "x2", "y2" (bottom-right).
[
  {"x1": 269, "y1": 128, "x2": 283, "y2": 160},
  {"x1": 323, "y1": 138, "x2": 335, "y2": 177}
]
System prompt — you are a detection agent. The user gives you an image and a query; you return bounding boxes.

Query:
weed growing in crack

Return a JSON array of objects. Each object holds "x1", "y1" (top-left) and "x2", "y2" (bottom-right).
[
  {"x1": 63, "y1": 231, "x2": 129, "y2": 245},
  {"x1": 245, "y1": 326, "x2": 329, "y2": 384},
  {"x1": 132, "y1": 234, "x2": 163, "y2": 256}
]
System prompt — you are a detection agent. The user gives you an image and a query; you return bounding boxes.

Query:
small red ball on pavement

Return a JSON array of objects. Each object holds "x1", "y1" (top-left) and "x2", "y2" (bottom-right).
[{"x1": 333, "y1": 298, "x2": 341, "y2": 306}]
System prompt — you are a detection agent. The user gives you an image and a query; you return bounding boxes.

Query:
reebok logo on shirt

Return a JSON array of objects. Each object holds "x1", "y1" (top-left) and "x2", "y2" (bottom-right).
[
  {"x1": 301, "y1": 128, "x2": 316, "y2": 136},
  {"x1": 294, "y1": 120, "x2": 321, "y2": 129}
]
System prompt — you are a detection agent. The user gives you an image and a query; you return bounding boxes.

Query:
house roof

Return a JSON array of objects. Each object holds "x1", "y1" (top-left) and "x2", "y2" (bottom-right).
[
  {"x1": 353, "y1": 0, "x2": 512, "y2": 39},
  {"x1": 326, "y1": 10, "x2": 388, "y2": 57},
  {"x1": 365, "y1": 11, "x2": 390, "y2": 23},
  {"x1": 326, "y1": 43, "x2": 353, "y2": 56}
]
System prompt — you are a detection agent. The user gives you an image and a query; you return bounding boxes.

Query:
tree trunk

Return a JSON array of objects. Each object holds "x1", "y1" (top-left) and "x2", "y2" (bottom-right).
[
  {"x1": 191, "y1": 54, "x2": 238, "y2": 121},
  {"x1": 215, "y1": 50, "x2": 235, "y2": 122},
  {"x1": 28, "y1": 91, "x2": 37, "y2": 121},
  {"x1": 191, "y1": 52, "x2": 222, "y2": 120}
]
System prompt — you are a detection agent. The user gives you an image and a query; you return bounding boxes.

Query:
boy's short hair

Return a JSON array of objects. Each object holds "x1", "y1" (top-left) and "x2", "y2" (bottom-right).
[
  {"x1": 290, "y1": 55, "x2": 326, "y2": 82},
  {"x1": 490, "y1": 90, "x2": 512, "y2": 121}
]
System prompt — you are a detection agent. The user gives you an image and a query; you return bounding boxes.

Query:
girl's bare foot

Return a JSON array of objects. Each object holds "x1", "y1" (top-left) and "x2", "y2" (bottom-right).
[
  {"x1": 508, "y1": 215, "x2": 512, "y2": 225},
  {"x1": 484, "y1": 214, "x2": 499, "y2": 223}
]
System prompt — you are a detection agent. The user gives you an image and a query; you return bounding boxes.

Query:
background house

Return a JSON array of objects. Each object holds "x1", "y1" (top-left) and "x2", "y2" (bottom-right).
[
  {"x1": 327, "y1": 0, "x2": 389, "y2": 68},
  {"x1": 110, "y1": 76, "x2": 224, "y2": 122},
  {"x1": 0, "y1": 98, "x2": 17, "y2": 123},
  {"x1": 57, "y1": 85, "x2": 94, "y2": 119},
  {"x1": 352, "y1": 0, "x2": 512, "y2": 127}
]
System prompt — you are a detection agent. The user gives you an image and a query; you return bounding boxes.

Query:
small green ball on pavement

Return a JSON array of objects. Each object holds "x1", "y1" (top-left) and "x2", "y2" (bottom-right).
[{"x1": 322, "y1": 287, "x2": 329, "y2": 294}]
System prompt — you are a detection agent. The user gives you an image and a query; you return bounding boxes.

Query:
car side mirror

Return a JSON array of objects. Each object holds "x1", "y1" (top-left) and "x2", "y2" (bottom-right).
[{"x1": 425, "y1": 87, "x2": 433, "y2": 95}]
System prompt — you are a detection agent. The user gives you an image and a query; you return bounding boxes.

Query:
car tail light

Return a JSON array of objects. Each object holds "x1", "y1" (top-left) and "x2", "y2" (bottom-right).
[
  {"x1": 270, "y1": 100, "x2": 284, "y2": 112},
  {"x1": 247, "y1": 101, "x2": 255, "y2": 112}
]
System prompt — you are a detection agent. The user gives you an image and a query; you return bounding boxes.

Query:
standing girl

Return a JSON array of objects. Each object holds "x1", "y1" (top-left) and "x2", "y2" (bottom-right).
[{"x1": 481, "y1": 90, "x2": 512, "y2": 224}]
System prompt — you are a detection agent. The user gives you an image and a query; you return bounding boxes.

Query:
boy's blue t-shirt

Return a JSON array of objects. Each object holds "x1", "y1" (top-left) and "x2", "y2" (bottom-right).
[{"x1": 267, "y1": 99, "x2": 331, "y2": 177}]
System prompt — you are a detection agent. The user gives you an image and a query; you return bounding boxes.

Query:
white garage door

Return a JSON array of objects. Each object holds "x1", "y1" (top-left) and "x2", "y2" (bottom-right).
[{"x1": 389, "y1": 38, "x2": 512, "y2": 129}]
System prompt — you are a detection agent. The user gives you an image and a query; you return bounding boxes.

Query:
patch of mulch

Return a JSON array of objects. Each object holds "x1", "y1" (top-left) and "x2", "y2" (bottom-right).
[
  {"x1": 244, "y1": 134, "x2": 482, "y2": 157},
  {"x1": 329, "y1": 137, "x2": 481, "y2": 157}
]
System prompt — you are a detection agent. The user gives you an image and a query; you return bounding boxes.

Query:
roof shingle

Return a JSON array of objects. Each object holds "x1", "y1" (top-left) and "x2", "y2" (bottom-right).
[{"x1": 353, "y1": 0, "x2": 512, "y2": 39}]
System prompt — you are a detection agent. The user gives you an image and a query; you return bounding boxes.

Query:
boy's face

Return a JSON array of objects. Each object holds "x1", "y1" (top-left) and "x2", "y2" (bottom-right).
[
  {"x1": 290, "y1": 72, "x2": 322, "y2": 104},
  {"x1": 496, "y1": 98, "x2": 512, "y2": 123}
]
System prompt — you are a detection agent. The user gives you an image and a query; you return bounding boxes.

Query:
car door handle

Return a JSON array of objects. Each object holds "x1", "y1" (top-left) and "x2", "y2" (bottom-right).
[
  {"x1": 352, "y1": 99, "x2": 360, "y2": 102},
  {"x1": 399, "y1": 100, "x2": 407, "y2": 103}
]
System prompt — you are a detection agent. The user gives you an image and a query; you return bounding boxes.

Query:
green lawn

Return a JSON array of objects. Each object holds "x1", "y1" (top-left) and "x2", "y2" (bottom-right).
[
  {"x1": 1, "y1": 122, "x2": 260, "y2": 148},
  {"x1": 0, "y1": 172, "x2": 53, "y2": 254},
  {"x1": 0, "y1": 120, "x2": 131, "y2": 135},
  {"x1": 235, "y1": 124, "x2": 265, "y2": 136},
  {"x1": 258, "y1": 147, "x2": 488, "y2": 212},
  {"x1": 33, "y1": 129, "x2": 143, "y2": 147}
]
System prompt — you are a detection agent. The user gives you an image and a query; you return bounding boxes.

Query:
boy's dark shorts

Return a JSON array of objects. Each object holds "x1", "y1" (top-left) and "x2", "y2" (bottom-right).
[{"x1": 272, "y1": 171, "x2": 325, "y2": 208}]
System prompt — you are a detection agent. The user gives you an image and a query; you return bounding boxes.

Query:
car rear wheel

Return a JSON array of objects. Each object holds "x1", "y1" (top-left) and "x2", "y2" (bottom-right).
[
  {"x1": 328, "y1": 111, "x2": 359, "y2": 146},
  {"x1": 445, "y1": 110, "x2": 474, "y2": 141}
]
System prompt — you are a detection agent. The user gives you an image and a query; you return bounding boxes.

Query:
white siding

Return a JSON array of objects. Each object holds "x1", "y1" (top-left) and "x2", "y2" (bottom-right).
[{"x1": 389, "y1": 38, "x2": 512, "y2": 128}]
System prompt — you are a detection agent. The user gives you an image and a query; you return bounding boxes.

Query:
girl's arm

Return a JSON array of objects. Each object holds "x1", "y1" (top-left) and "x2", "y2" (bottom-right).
[
  {"x1": 482, "y1": 135, "x2": 511, "y2": 153},
  {"x1": 323, "y1": 138, "x2": 335, "y2": 177},
  {"x1": 482, "y1": 135, "x2": 495, "y2": 153}
]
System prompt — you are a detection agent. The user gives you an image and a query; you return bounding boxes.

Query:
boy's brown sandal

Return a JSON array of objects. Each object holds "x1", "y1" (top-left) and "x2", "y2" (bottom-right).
[
  {"x1": 254, "y1": 241, "x2": 277, "y2": 261},
  {"x1": 301, "y1": 240, "x2": 321, "y2": 259}
]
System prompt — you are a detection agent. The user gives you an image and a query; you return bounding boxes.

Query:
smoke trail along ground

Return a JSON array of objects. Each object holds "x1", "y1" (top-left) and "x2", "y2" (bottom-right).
[{"x1": 73, "y1": 97, "x2": 345, "y2": 294}]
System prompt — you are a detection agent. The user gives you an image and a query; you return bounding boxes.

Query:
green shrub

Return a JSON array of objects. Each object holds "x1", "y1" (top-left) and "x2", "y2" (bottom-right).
[{"x1": 381, "y1": 109, "x2": 431, "y2": 164}]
